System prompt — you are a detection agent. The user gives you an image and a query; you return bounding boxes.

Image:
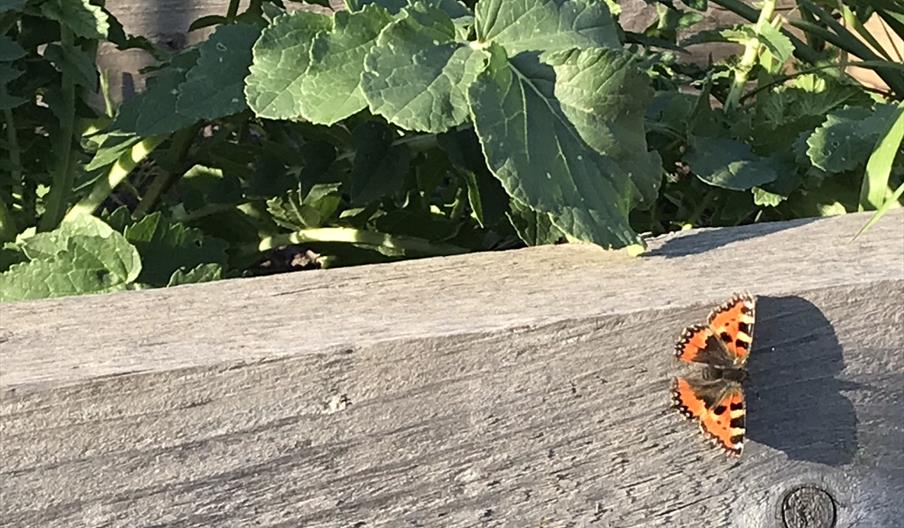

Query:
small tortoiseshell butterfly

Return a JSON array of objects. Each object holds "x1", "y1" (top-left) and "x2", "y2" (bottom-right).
[{"x1": 671, "y1": 293, "x2": 755, "y2": 456}]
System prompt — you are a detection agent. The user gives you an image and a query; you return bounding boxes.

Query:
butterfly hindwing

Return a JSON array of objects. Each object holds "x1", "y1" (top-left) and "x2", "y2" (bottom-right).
[{"x1": 672, "y1": 377, "x2": 746, "y2": 456}]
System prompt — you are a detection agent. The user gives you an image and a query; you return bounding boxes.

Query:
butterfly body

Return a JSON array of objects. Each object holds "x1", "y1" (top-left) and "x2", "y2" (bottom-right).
[{"x1": 671, "y1": 293, "x2": 756, "y2": 457}]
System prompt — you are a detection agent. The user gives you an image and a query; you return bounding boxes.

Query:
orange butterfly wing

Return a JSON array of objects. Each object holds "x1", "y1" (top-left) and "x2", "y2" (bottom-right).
[
  {"x1": 672, "y1": 377, "x2": 746, "y2": 456},
  {"x1": 675, "y1": 293, "x2": 756, "y2": 367}
]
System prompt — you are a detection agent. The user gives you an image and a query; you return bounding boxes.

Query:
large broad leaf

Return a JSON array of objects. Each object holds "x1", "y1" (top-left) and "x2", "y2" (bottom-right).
[
  {"x1": 176, "y1": 23, "x2": 261, "y2": 121},
  {"x1": 348, "y1": 0, "x2": 469, "y2": 18},
  {"x1": 474, "y1": 0, "x2": 620, "y2": 55},
  {"x1": 469, "y1": 46, "x2": 638, "y2": 248},
  {"x1": 298, "y1": 5, "x2": 393, "y2": 125},
  {"x1": 112, "y1": 50, "x2": 200, "y2": 135},
  {"x1": 123, "y1": 213, "x2": 228, "y2": 287},
  {"x1": 547, "y1": 47, "x2": 661, "y2": 206},
  {"x1": 22, "y1": 214, "x2": 118, "y2": 259},
  {"x1": 806, "y1": 104, "x2": 899, "y2": 174},
  {"x1": 348, "y1": 121, "x2": 409, "y2": 204},
  {"x1": 244, "y1": 11, "x2": 332, "y2": 119},
  {"x1": 0, "y1": 216, "x2": 141, "y2": 302},
  {"x1": 685, "y1": 136, "x2": 780, "y2": 190},
  {"x1": 0, "y1": 237, "x2": 140, "y2": 302},
  {"x1": 362, "y1": 3, "x2": 488, "y2": 133}
]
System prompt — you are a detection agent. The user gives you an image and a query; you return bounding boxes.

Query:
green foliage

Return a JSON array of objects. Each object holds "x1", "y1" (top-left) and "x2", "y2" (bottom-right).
[{"x1": 2, "y1": 0, "x2": 902, "y2": 303}]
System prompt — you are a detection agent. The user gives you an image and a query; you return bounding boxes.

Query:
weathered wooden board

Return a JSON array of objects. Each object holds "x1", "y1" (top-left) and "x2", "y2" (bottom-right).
[{"x1": 1, "y1": 209, "x2": 902, "y2": 528}]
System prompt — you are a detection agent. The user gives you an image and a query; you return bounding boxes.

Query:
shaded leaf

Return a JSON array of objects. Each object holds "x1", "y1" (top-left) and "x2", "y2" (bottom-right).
[
  {"x1": 547, "y1": 47, "x2": 662, "y2": 206},
  {"x1": 112, "y1": 50, "x2": 200, "y2": 135},
  {"x1": 0, "y1": 35, "x2": 26, "y2": 61},
  {"x1": 40, "y1": 0, "x2": 109, "y2": 40},
  {"x1": 506, "y1": 197, "x2": 564, "y2": 245},
  {"x1": 685, "y1": 136, "x2": 779, "y2": 190},
  {"x1": 806, "y1": 104, "x2": 899, "y2": 174},
  {"x1": 176, "y1": 23, "x2": 261, "y2": 120},
  {"x1": 123, "y1": 213, "x2": 228, "y2": 287},
  {"x1": 167, "y1": 263, "x2": 223, "y2": 286},
  {"x1": 469, "y1": 46, "x2": 638, "y2": 248},
  {"x1": 349, "y1": 121, "x2": 409, "y2": 204}
]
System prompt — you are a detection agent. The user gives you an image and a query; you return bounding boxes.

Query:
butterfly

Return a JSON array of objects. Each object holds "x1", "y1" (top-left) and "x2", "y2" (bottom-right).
[{"x1": 671, "y1": 293, "x2": 756, "y2": 456}]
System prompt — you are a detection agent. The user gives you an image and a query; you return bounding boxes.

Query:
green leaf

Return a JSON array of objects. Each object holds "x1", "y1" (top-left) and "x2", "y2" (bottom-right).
[
  {"x1": 854, "y1": 182, "x2": 904, "y2": 240},
  {"x1": 685, "y1": 136, "x2": 779, "y2": 191},
  {"x1": 298, "y1": 5, "x2": 393, "y2": 125},
  {"x1": 348, "y1": 0, "x2": 469, "y2": 18},
  {"x1": 362, "y1": 3, "x2": 488, "y2": 133},
  {"x1": 469, "y1": 46, "x2": 638, "y2": 248},
  {"x1": 474, "y1": 0, "x2": 620, "y2": 55},
  {"x1": 123, "y1": 213, "x2": 228, "y2": 287},
  {"x1": 757, "y1": 23, "x2": 794, "y2": 65},
  {"x1": 112, "y1": 50, "x2": 200, "y2": 135},
  {"x1": 176, "y1": 23, "x2": 261, "y2": 121},
  {"x1": 0, "y1": 216, "x2": 141, "y2": 302},
  {"x1": 40, "y1": 0, "x2": 109, "y2": 40},
  {"x1": 0, "y1": 236, "x2": 140, "y2": 302},
  {"x1": 167, "y1": 263, "x2": 223, "y2": 286},
  {"x1": 244, "y1": 11, "x2": 332, "y2": 119},
  {"x1": 547, "y1": 47, "x2": 662, "y2": 206},
  {"x1": 506, "y1": 197, "x2": 564, "y2": 245},
  {"x1": 0, "y1": 35, "x2": 26, "y2": 61},
  {"x1": 752, "y1": 186, "x2": 785, "y2": 207},
  {"x1": 439, "y1": 128, "x2": 509, "y2": 227},
  {"x1": 807, "y1": 104, "x2": 899, "y2": 174},
  {"x1": 348, "y1": 121, "x2": 409, "y2": 204},
  {"x1": 22, "y1": 214, "x2": 118, "y2": 259},
  {"x1": 43, "y1": 43, "x2": 98, "y2": 91},
  {"x1": 267, "y1": 183, "x2": 343, "y2": 230},
  {"x1": 178, "y1": 165, "x2": 244, "y2": 213},
  {"x1": 347, "y1": 0, "x2": 409, "y2": 13},
  {"x1": 860, "y1": 102, "x2": 904, "y2": 211},
  {"x1": 85, "y1": 134, "x2": 141, "y2": 171}
]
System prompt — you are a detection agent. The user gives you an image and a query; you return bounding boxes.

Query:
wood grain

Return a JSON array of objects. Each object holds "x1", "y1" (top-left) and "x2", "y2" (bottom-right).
[{"x1": 1, "y1": 209, "x2": 902, "y2": 527}]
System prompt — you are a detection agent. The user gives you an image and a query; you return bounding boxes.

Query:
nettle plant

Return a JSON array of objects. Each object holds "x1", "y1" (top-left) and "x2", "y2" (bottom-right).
[{"x1": 0, "y1": 0, "x2": 901, "y2": 302}]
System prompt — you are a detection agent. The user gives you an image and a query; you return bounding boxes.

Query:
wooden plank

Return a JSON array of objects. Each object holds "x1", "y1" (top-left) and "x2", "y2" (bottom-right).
[{"x1": 1, "y1": 209, "x2": 902, "y2": 527}]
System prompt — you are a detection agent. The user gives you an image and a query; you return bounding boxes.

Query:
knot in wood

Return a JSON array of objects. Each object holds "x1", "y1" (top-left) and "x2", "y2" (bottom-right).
[{"x1": 781, "y1": 486, "x2": 836, "y2": 528}]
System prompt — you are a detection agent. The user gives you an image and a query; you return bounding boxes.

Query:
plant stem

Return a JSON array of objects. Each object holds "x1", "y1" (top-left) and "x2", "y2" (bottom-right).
[
  {"x1": 64, "y1": 136, "x2": 166, "y2": 221},
  {"x1": 38, "y1": 28, "x2": 77, "y2": 231},
  {"x1": 226, "y1": 0, "x2": 241, "y2": 21},
  {"x1": 133, "y1": 125, "x2": 198, "y2": 219},
  {"x1": 725, "y1": 0, "x2": 777, "y2": 112},
  {"x1": 709, "y1": 0, "x2": 821, "y2": 65},
  {"x1": 2, "y1": 97, "x2": 22, "y2": 196},
  {"x1": 253, "y1": 227, "x2": 469, "y2": 256},
  {"x1": 687, "y1": 188, "x2": 716, "y2": 227},
  {"x1": 0, "y1": 198, "x2": 16, "y2": 242}
]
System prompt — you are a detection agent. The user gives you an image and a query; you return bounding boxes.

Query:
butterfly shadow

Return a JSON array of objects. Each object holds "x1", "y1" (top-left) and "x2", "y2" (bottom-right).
[{"x1": 746, "y1": 295, "x2": 860, "y2": 466}]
